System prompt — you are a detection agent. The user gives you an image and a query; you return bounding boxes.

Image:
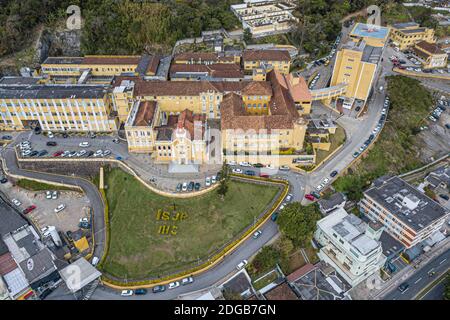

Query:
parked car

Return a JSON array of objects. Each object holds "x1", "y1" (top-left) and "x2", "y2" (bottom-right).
[
  {"x1": 232, "y1": 168, "x2": 242, "y2": 174},
  {"x1": 316, "y1": 184, "x2": 324, "y2": 191},
  {"x1": 91, "y1": 256, "x2": 99, "y2": 266},
  {"x1": 112, "y1": 138, "x2": 120, "y2": 144},
  {"x1": 285, "y1": 194, "x2": 293, "y2": 202},
  {"x1": 23, "y1": 205, "x2": 36, "y2": 214},
  {"x1": 194, "y1": 183, "x2": 201, "y2": 191},
  {"x1": 271, "y1": 211, "x2": 279, "y2": 221},
  {"x1": 152, "y1": 285, "x2": 166, "y2": 293},
  {"x1": 352, "y1": 151, "x2": 360, "y2": 158},
  {"x1": 47, "y1": 131, "x2": 54, "y2": 139},
  {"x1": 12, "y1": 199, "x2": 21, "y2": 206},
  {"x1": 228, "y1": 160, "x2": 237, "y2": 166},
  {"x1": 134, "y1": 288, "x2": 148, "y2": 295},
  {"x1": 38, "y1": 150, "x2": 48, "y2": 157},
  {"x1": 305, "y1": 194, "x2": 315, "y2": 201},
  {"x1": 103, "y1": 150, "x2": 111, "y2": 156},
  {"x1": 259, "y1": 173, "x2": 269, "y2": 178},
  {"x1": 236, "y1": 260, "x2": 248, "y2": 270},
  {"x1": 87, "y1": 150, "x2": 95, "y2": 157},
  {"x1": 330, "y1": 170, "x2": 338, "y2": 177},
  {"x1": 279, "y1": 165, "x2": 290, "y2": 171},
  {"x1": 311, "y1": 191, "x2": 321, "y2": 199},
  {"x1": 0, "y1": 176, "x2": 7, "y2": 184},
  {"x1": 239, "y1": 161, "x2": 251, "y2": 167},
  {"x1": 120, "y1": 290, "x2": 133, "y2": 297},
  {"x1": 46, "y1": 191, "x2": 52, "y2": 199},
  {"x1": 253, "y1": 230, "x2": 262, "y2": 239},
  {"x1": 182, "y1": 182, "x2": 188, "y2": 192},
  {"x1": 205, "y1": 177, "x2": 211, "y2": 186},
  {"x1": 76, "y1": 150, "x2": 87, "y2": 157},
  {"x1": 29, "y1": 150, "x2": 39, "y2": 157},
  {"x1": 54, "y1": 204, "x2": 66, "y2": 213},
  {"x1": 439, "y1": 194, "x2": 449, "y2": 201},
  {"x1": 211, "y1": 175, "x2": 217, "y2": 184},
  {"x1": 322, "y1": 178, "x2": 330, "y2": 184},
  {"x1": 1, "y1": 135, "x2": 12, "y2": 140},
  {"x1": 181, "y1": 276, "x2": 194, "y2": 286},
  {"x1": 253, "y1": 163, "x2": 264, "y2": 168},
  {"x1": 187, "y1": 181, "x2": 194, "y2": 192},
  {"x1": 244, "y1": 170, "x2": 255, "y2": 176},
  {"x1": 176, "y1": 183, "x2": 182, "y2": 192},
  {"x1": 52, "y1": 191, "x2": 58, "y2": 200},
  {"x1": 168, "y1": 281, "x2": 180, "y2": 290},
  {"x1": 79, "y1": 141, "x2": 90, "y2": 147},
  {"x1": 46, "y1": 141, "x2": 57, "y2": 147}
]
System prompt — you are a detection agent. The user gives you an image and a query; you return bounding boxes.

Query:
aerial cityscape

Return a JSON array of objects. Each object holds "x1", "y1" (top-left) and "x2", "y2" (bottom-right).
[{"x1": 0, "y1": 0, "x2": 449, "y2": 307}]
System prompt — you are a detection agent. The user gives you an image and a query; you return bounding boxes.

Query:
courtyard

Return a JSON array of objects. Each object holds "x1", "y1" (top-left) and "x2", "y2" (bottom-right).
[{"x1": 101, "y1": 168, "x2": 281, "y2": 280}]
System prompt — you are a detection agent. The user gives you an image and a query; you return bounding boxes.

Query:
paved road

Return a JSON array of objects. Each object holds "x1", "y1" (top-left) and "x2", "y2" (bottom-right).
[
  {"x1": 421, "y1": 274, "x2": 447, "y2": 300},
  {"x1": 383, "y1": 249, "x2": 450, "y2": 300}
]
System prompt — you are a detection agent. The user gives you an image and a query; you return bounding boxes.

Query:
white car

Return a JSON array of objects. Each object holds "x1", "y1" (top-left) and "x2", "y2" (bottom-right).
[
  {"x1": 265, "y1": 164, "x2": 276, "y2": 170},
  {"x1": 316, "y1": 184, "x2": 324, "y2": 191},
  {"x1": 93, "y1": 150, "x2": 103, "y2": 157},
  {"x1": 79, "y1": 141, "x2": 90, "y2": 147},
  {"x1": 54, "y1": 204, "x2": 66, "y2": 213},
  {"x1": 22, "y1": 150, "x2": 32, "y2": 156},
  {"x1": 236, "y1": 260, "x2": 248, "y2": 270},
  {"x1": 47, "y1": 131, "x2": 54, "y2": 139},
  {"x1": 285, "y1": 194, "x2": 293, "y2": 202},
  {"x1": 239, "y1": 161, "x2": 251, "y2": 167},
  {"x1": 429, "y1": 116, "x2": 437, "y2": 122},
  {"x1": 205, "y1": 177, "x2": 211, "y2": 186},
  {"x1": 227, "y1": 161, "x2": 237, "y2": 166},
  {"x1": 103, "y1": 150, "x2": 111, "y2": 156},
  {"x1": 168, "y1": 281, "x2": 180, "y2": 290},
  {"x1": 76, "y1": 150, "x2": 87, "y2": 157},
  {"x1": 182, "y1": 182, "x2": 188, "y2": 192},
  {"x1": 46, "y1": 191, "x2": 52, "y2": 199},
  {"x1": 253, "y1": 230, "x2": 262, "y2": 239},
  {"x1": 91, "y1": 256, "x2": 99, "y2": 266},
  {"x1": 12, "y1": 199, "x2": 21, "y2": 207},
  {"x1": 322, "y1": 178, "x2": 330, "y2": 184},
  {"x1": 61, "y1": 150, "x2": 71, "y2": 157},
  {"x1": 181, "y1": 276, "x2": 194, "y2": 285},
  {"x1": 52, "y1": 191, "x2": 58, "y2": 200},
  {"x1": 279, "y1": 203, "x2": 286, "y2": 210},
  {"x1": 211, "y1": 175, "x2": 217, "y2": 184},
  {"x1": 232, "y1": 168, "x2": 242, "y2": 174},
  {"x1": 120, "y1": 290, "x2": 133, "y2": 297},
  {"x1": 279, "y1": 165, "x2": 290, "y2": 171}
]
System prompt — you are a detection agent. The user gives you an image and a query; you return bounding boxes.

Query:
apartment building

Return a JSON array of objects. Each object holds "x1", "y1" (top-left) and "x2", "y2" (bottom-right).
[
  {"x1": 412, "y1": 41, "x2": 448, "y2": 69},
  {"x1": 329, "y1": 40, "x2": 381, "y2": 110},
  {"x1": 360, "y1": 176, "x2": 450, "y2": 248},
  {"x1": 172, "y1": 52, "x2": 240, "y2": 65},
  {"x1": 0, "y1": 83, "x2": 118, "y2": 132},
  {"x1": 243, "y1": 49, "x2": 291, "y2": 75},
  {"x1": 389, "y1": 22, "x2": 436, "y2": 50},
  {"x1": 314, "y1": 208, "x2": 386, "y2": 287},
  {"x1": 169, "y1": 63, "x2": 244, "y2": 82},
  {"x1": 231, "y1": 0, "x2": 297, "y2": 37}
]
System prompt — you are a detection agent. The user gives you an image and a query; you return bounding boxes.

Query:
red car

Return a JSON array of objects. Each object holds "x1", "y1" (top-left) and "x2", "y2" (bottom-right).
[
  {"x1": 53, "y1": 150, "x2": 63, "y2": 157},
  {"x1": 23, "y1": 205, "x2": 36, "y2": 214},
  {"x1": 305, "y1": 194, "x2": 315, "y2": 201},
  {"x1": 259, "y1": 173, "x2": 270, "y2": 178}
]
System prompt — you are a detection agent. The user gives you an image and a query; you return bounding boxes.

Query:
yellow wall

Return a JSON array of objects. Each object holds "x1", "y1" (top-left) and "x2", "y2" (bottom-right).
[
  {"x1": 242, "y1": 95, "x2": 271, "y2": 115},
  {"x1": 390, "y1": 27, "x2": 435, "y2": 50},
  {"x1": 244, "y1": 60, "x2": 290, "y2": 75}
]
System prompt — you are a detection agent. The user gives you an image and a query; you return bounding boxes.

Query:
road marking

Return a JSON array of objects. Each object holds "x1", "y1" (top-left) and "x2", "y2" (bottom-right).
[
  {"x1": 429, "y1": 268, "x2": 434, "y2": 273},
  {"x1": 439, "y1": 258, "x2": 447, "y2": 265},
  {"x1": 414, "y1": 278, "x2": 422, "y2": 284},
  {"x1": 401, "y1": 288, "x2": 409, "y2": 295}
]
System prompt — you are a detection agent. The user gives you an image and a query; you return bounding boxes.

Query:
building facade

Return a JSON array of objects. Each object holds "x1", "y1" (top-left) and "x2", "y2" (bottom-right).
[
  {"x1": 413, "y1": 41, "x2": 448, "y2": 69},
  {"x1": 314, "y1": 208, "x2": 386, "y2": 287},
  {"x1": 360, "y1": 176, "x2": 450, "y2": 248},
  {"x1": 389, "y1": 22, "x2": 436, "y2": 50},
  {"x1": 243, "y1": 50, "x2": 291, "y2": 75},
  {"x1": 0, "y1": 84, "x2": 117, "y2": 132}
]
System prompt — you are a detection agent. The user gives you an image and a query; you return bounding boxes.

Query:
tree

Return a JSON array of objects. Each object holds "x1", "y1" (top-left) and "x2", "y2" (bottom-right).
[
  {"x1": 243, "y1": 28, "x2": 252, "y2": 43},
  {"x1": 276, "y1": 203, "x2": 321, "y2": 247},
  {"x1": 222, "y1": 288, "x2": 241, "y2": 300},
  {"x1": 250, "y1": 246, "x2": 281, "y2": 274},
  {"x1": 217, "y1": 161, "x2": 230, "y2": 197}
]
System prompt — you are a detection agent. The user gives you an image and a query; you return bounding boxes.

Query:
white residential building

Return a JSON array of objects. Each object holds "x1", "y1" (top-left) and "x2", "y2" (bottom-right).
[{"x1": 314, "y1": 208, "x2": 386, "y2": 287}]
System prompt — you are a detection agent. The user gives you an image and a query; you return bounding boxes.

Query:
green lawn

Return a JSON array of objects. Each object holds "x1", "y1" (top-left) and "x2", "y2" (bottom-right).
[
  {"x1": 16, "y1": 179, "x2": 79, "y2": 192},
  {"x1": 102, "y1": 168, "x2": 280, "y2": 280}
]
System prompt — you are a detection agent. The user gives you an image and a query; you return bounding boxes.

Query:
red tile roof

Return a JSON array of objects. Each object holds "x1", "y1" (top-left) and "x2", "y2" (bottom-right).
[
  {"x1": 414, "y1": 41, "x2": 445, "y2": 55},
  {"x1": 0, "y1": 252, "x2": 17, "y2": 276},
  {"x1": 169, "y1": 63, "x2": 244, "y2": 79},
  {"x1": 286, "y1": 263, "x2": 316, "y2": 282},
  {"x1": 264, "y1": 282, "x2": 299, "y2": 300},
  {"x1": 133, "y1": 101, "x2": 156, "y2": 126},
  {"x1": 146, "y1": 55, "x2": 161, "y2": 75},
  {"x1": 243, "y1": 49, "x2": 291, "y2": 62}
]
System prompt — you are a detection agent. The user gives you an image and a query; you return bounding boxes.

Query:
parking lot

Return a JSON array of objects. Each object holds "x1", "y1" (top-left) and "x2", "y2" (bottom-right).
[{"x1": 0, "y1": 178, "x2": 91, "y2": 233}]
